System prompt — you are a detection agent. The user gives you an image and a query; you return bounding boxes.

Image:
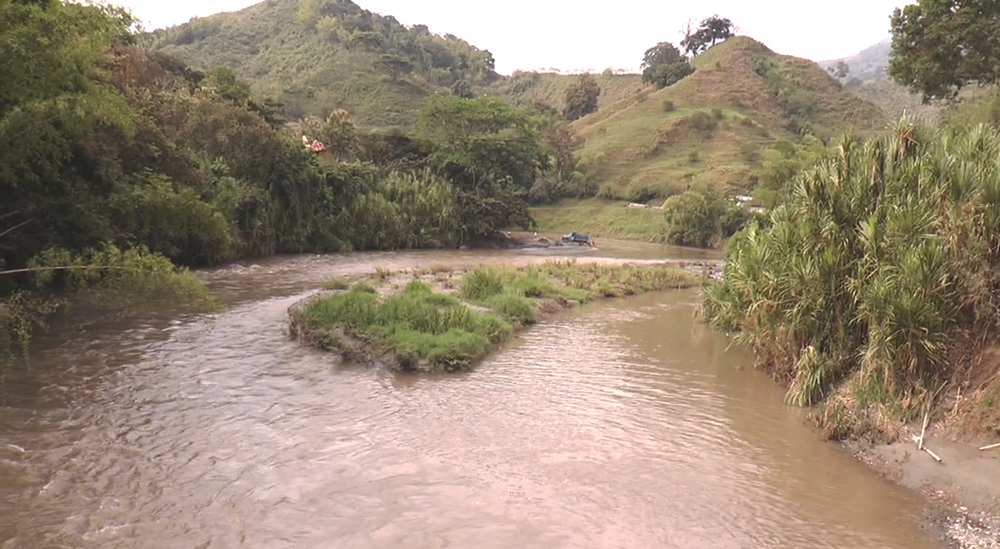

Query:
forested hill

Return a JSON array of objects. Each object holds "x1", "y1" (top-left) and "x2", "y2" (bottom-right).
[{"x1": 149, "y1": 0, "x2": 497, "y2": 127}]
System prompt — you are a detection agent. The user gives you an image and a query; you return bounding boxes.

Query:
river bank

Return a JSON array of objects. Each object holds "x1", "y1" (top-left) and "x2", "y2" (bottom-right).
[
  {"x1": 287, "y1": 260, "x2": 700, "y2": 373},
  {"x1": 846, "y1": 422, "x2": 1000, "y2": 549}
]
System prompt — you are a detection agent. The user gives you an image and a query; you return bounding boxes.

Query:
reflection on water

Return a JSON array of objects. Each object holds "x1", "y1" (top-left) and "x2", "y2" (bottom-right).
[{"x1": 0, "y1": 248, "x2": 938, "y2": 549}]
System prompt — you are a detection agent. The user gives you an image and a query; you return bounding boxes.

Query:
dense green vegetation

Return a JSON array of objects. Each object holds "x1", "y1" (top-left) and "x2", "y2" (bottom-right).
[
  {"x1": 697, "y1": 2, "x2": 1000, "y2": 439},
  {"x1": 150, "y1": 0, "x2": 497, "y2": 126},
  {"x1": 292, "y1": 280, "x2": 512, "y2": 372},
  {"x1": 641, "y1": 42, "x2": 695, "y2": 90},
  {"x1": 290, "y1": 261, "x2": 698, "y2": 372},
  {"x1": 889, "y1": 0, "x2": 1000, "y2": 101},
  {"x1": 0, "y1": 0, "x2": 561, "y2": 371},
  {"x1": 701, "y1": 120, "x2": 1000, "y2": 439}
]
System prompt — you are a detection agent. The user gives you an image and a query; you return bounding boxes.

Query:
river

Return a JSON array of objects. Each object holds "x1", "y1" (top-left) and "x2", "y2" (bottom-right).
[{"x1": 0, "y1": 241, "x2": 942, "y2": 548}]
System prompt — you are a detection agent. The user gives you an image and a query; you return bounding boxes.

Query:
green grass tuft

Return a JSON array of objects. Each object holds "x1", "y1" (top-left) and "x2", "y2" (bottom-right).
[
  {"x1": 292, "y1": 260, "x2": 698, "y2": 373},
  {"x1": 298, "y1": 281, "x2": 512, "y2": 372}
]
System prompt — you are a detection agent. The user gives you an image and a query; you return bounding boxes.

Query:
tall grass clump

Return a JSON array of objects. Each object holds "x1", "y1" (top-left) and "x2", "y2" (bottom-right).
[
  {"x1": 294, "y1": 281, "x2": 512, "y2": 372},
  {"x1": 701, "y1": 118, "x2": 1000, "y2": 439}
]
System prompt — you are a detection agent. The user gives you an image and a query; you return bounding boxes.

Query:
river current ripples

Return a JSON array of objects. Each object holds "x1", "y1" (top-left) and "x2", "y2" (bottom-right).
[{"x1": 0, "y1": 249, "x2": 942, "y2": 548}]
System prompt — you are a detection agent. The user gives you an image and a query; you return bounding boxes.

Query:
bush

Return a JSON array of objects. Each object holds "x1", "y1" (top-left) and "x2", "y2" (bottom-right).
[
  {"x1": 662, "y1": 100, "x2": 675, "y2": 112},
  {"x1": 701, "y1": 119, "x2": 1000, "y2": 436},
  {"x1": 688, "y1": 111, "x2": 719, "y2": 134}
]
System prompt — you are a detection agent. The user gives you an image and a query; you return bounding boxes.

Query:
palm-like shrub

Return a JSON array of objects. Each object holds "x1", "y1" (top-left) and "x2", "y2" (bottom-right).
[{"x1": 701, "y1": 118, "x2": 1000, "y2": 437}]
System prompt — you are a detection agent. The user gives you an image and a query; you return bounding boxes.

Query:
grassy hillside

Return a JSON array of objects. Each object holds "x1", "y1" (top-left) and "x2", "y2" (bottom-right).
[
  {"x1": 148, "y1": 0, "x2": 497, "y2": 128},
  {"x1": 566, "y1": 37, "x2": 886, "y2": 200},
  {"x1": 486, "y1": 71, "x2": 644, "y2": 113}
]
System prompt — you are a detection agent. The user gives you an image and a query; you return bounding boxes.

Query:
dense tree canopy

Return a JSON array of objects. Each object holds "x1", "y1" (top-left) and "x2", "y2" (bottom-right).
[
  {"x1": 417, "y1": 95, "x2": 550, "y2": 236},
  {"x1": 562, "y1": 74, "x2": 601, "y2": 121},
  {"x1": 641, "y1": 41, "x2": 686, "y2": 73},
  {"x1": 888, "y1": 0, "x2": 1000, "y2": 101},
  {"x1": 373, "y1": 54, "x2": 413, "y2": 80},
  {"x1": 640, "y1": 41, "x2": 695, "y2": 89}
]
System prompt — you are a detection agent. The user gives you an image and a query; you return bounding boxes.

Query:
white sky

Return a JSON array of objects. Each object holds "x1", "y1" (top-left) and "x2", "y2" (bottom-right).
[{"x1": 117, "y1": 0, "x2": 907, "y2": 74}]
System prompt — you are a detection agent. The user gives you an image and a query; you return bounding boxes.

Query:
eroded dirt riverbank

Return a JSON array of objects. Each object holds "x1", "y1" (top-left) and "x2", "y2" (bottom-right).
[{"x1": 851, "y1": 427, "x2": 1000, "y2": 549}]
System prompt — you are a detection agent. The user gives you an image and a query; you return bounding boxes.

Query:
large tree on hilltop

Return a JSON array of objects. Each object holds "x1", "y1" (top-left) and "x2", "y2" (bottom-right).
[
  {"x1": 681, "y1": 15, "x2": 734, "y2": 56},
  {"x1": 888, "y1": 0, "x2": 1000, "y2": 102},
  {"x1": 642, "y1": 41, "x2": 686, "y2": 72},
  {"x1": 640, "y1": 41, "x2": 694, "y2": 89}
]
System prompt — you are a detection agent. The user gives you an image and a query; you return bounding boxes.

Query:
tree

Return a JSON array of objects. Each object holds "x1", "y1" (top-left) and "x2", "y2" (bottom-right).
[
  {"x1": 296, "y1": 0, "x2": 325, "y2": 28},
  {"x1": 562, "y1": 74, "x2": 601, "y2": 121},
  {"x1": 888, "y1": 0, "x2": 1000, "y2": 102},
  {"x1": 642, "y1": 41, "x2": 685, "y2": 73},
  {"x1": 679, "y1": 17, "x2": 696, "y2": 48},
  {"x1": 203, "y1": 66, "x2": 251, "y2": 105},
  {"x1": 640, "y1": 41, "x2": 693, "y2": 89},
  {"x1": 681, "y1": 15, "x2": 734, "y2": 56},
  {"x1": 316, "y1": 109, "x2": 361, "y2": 161},
  {"x1": 529, "y1": 122, "x2": 591, "y2": 203},
  {"x1": 349, "y1": 30, "x2": 382, "y2": 51},
  {"x1": 374, "y1": 54, "x2": 413, "y2": 81},
  {"x1": 316, "y1": 15, "x2": 342, "y2": 42},
  {"x1": 828, "y1": 61, "x2": 850, "y2": 79},
  {"x1": 417, "y1": 95, "x2": 549, "y2": 235},
  {"x1": 542, "y1": 123, "x2": 584, "y2": 184},
  {"x1": 701, "y1": 15, "x2": 734, "y2": 45},
  {"x1": 646, "y1": 62, "x2": 695, "y2": 89},
  {"x1": 450, "y1": 79, "x2": 474, "y2": 98}
]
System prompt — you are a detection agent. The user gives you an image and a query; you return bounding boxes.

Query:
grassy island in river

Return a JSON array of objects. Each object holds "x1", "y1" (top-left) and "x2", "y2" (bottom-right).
[{"x1": 288, "y1": 260, "x2": 698, "y2": 373}]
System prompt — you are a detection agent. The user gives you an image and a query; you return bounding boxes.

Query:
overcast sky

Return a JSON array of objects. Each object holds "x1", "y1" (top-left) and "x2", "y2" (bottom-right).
[{"x1": 117, "y1": 0, "x2": 908, "y2": 74}]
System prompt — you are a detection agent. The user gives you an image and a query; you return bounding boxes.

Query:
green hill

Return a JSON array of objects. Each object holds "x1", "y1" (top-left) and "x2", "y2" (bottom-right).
[
  {"x1": 565, "y1": 37, "x2": 886, "y2": 200},
  {"x1": 148, "y1": 0, "x2": 498, "y2": 128},
  {"x1": 819, "y1": 39, "x2": 944, "y2": 123},
  {"x1": 486, "y1": 71, "x2": 644, "y2": 113}
]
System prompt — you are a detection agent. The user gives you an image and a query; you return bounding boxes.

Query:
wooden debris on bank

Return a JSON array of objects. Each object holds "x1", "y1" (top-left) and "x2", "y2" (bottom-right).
[
  {"x1": 912, "y1": 411, "x2": 943, "y2": 463},
  {"x1": 918, "y1": 411, "x2": 929, "y2": 450}
]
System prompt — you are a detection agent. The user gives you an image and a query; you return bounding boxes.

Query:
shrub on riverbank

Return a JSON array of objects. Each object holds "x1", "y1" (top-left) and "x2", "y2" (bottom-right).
[
  {"x1": 291, "y1": 260, "x2": 699, "y2": 372},
  {"x1": 700, "y1": 119, "x2": 1000, "y2": 441}
]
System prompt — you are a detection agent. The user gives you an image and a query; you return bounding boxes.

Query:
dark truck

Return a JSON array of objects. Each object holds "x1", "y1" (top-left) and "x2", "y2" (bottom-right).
[{"x1": 561, "y1": 232, "x2": 593, "y2": 246}]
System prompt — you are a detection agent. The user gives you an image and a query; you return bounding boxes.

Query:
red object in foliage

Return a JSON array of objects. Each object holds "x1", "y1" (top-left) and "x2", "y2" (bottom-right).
[{"x1": 310, "y1": 140, "x2": 326, "y2": 153}]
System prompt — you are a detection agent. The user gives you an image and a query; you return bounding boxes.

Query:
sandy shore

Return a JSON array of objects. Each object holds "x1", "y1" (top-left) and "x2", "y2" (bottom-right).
[{"x1": 849, "y1": 424, "x2": 1000, "y2": 548}]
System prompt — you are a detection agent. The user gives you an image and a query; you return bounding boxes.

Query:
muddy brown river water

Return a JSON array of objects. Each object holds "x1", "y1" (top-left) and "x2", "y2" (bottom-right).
[{"x1": 0, "y1": 242, "x2": 945, "y2": 548}]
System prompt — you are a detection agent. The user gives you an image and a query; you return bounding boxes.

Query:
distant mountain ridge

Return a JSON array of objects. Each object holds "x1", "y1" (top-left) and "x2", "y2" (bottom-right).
[
  {"x1": 819, "y1": 37, "x2": 943, "y2": 123},
  {"x1": 819, "y1": 38, "x2": 891, "y2": 85}
]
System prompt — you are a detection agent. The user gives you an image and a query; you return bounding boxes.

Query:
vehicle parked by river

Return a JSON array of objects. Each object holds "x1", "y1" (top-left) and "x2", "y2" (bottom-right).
[{"x1": 561, "y1": 232, "x2": 594, "y2": 247}]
